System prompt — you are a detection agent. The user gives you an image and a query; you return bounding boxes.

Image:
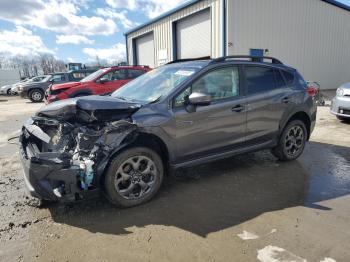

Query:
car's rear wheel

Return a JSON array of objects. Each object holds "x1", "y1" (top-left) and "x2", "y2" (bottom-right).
[
  {"x1": 272, "y1": 120, "x2": 307, "y2": 161},
  {"x1": 29, "y1": 89, "x2": 44, "y2": 102},
  {"x1": 104, "y1": 147, "x2": 164, "y2": 207}
]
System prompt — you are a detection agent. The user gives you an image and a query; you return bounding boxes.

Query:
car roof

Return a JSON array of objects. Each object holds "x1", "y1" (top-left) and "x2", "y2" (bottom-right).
[{"x1": 171, "y1": 57, "x2": 295, "y2": 71}]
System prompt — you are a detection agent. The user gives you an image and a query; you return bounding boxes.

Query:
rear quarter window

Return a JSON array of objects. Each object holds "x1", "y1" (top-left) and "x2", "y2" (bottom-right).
[
  {"x1": 274, "y1": 69, "x2": 286, "y2": 89},
  {"x1": 281, "y1": 70, "x2": 295, "y2": 85}
]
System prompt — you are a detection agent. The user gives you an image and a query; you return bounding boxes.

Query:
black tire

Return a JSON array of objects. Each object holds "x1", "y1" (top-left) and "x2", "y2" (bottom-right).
[
  {"x1": 6, "y1": 88, "x2": 11, "y2": 95},
  {"x1": 104, "y1": 147, "x2": 164, "y2": 207},
  {"x1": 29, "y1": 89, "x2": 44, "y2": 102},
  {"x1": 337, "y1": 116, "x2": 350, "y2": 122},
  {"x1": 271, "y1": 120, "x2": 307, "y2": 161}
]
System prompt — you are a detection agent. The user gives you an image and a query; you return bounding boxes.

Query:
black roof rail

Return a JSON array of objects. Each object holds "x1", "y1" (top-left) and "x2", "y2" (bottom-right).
[
  {"x1": 167, "y1": 56, "x2": 211, "y2": 65},
  {"x1": 211, "y1": 56, "x2": 283, "y2": 65},
  {"x1": 111, "y1": 65, "x2": 150, "y2": 68}
]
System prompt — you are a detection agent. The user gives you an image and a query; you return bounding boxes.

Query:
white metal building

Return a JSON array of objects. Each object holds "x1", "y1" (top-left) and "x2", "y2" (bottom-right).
[{"x1": 124, "y1": 0, "x2": 350, "y2": 89}]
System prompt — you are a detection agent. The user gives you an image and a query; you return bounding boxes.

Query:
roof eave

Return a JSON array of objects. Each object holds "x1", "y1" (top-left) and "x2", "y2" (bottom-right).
[
  {"x1": 124, "y1": 0, "x2": 201, "y2": 36},
  {"x1": 124, "y1": 0, "x2": 350, "y2": 36}
]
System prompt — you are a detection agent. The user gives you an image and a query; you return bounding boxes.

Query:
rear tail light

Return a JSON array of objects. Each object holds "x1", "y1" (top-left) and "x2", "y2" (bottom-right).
[{"x1": 307, "y1": 86, "x2": 319, "y2": 97}]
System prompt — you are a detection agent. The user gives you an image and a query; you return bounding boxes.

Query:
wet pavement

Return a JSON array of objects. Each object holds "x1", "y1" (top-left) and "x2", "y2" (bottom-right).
[{"x1": 0, "y1": 96, "x2": 349, "y2": 262}]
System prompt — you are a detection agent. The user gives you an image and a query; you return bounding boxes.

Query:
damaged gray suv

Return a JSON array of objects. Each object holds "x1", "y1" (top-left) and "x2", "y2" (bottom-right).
[{"x1": 19, "y1": 56, "x2": 317, "y2": 207}]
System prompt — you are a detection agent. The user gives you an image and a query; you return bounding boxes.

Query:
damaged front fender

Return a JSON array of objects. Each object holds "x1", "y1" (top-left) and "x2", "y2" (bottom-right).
[{"x1": 20, "y1": 117, "x2": 139, "y2": 201}]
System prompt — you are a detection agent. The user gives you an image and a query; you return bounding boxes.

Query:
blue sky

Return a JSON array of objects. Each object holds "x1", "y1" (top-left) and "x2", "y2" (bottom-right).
[{"x1": 0, "y1": 0, "x2": 349, "y2": 64}]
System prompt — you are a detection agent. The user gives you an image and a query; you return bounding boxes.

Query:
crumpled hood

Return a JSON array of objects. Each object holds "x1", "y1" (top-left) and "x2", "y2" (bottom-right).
[
  {"x1": 36, "y1": 95, "x2": 142, "y2": 122},
  {"x1": 51, "y1": 82, "x2": 81, "y2": 91}
]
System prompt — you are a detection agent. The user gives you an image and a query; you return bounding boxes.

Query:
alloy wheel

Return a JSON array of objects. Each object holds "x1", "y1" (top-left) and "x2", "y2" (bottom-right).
[
  {"x1": 114, "y1": 155, "x2": 157, "y2": 200},
  {"x1": 32, "y1": 91, "x2": 43, "y2": 101},
  {"x1": 284, "y1": 125, "x2": 304, "y2": 157}
]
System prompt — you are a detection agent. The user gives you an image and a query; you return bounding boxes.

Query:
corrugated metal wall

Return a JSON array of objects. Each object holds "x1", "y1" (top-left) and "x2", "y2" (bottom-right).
[
  {"x1": 227, "y1": 0, "x2": 350, "y2": 89},
  {"x1": 126, "y1": 0, "x2": 222, "y2": 67}
]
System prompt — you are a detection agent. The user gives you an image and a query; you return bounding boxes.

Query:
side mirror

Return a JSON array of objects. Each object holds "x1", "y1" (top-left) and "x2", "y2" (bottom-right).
[
  {"x1": 98, "y1": 78, "x2": 110, "y2": 84},
  {"x1": 188, "y1": 92, "x2": 212, "y2": 106}
]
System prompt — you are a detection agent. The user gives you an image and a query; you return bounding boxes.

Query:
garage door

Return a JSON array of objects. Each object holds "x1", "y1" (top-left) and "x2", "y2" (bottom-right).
[
  {"x1": 135, "y1": 33, "x2": 155, "y2": 68},
  {"x1": 176, "y1": 9, "x2": 211, "y2": 59}
]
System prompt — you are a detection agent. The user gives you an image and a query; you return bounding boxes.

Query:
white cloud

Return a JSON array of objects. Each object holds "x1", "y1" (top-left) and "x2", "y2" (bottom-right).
[
  {"x1": 56, "y1": 34, "x2": 95, "y2": 45},
  {"x1": 0, "y1": 26, "x2": 53, "y2": 57},
  {"x1": 96, "y1": 8, "x2": 137, "y2": 29},
  {"x1": 67, "y1": 57, "x2": 74, "y2": 62},
  {"x1": 105, "y1": 0, "x2": 190, "y2": 18},
  {"x1": 106, "y1": 0, "x2": 137, "y2": 10},
  {"x1": 83, "y1": 43, "x2": 126, "y2": 63},
  {"x1": 0, "y1": 0, "x2": 118, "y2": 36}
]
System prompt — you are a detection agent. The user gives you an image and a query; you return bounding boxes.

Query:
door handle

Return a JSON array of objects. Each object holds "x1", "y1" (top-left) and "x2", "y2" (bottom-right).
[
  {"x1": 231, "y1": 104, "x2": 244, "y2": 112},
  {"x1": 282, "y1": 97, "x2": 290, "y2": 103}
]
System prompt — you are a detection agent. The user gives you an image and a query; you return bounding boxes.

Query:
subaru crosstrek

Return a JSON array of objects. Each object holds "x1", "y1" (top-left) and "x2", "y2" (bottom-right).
[
  {"x1": 45, "y1": 66, "x2": 151, "y2": 104},
  {"x1": 19, "y1": 56, "x2": 317, "y2": 207}
]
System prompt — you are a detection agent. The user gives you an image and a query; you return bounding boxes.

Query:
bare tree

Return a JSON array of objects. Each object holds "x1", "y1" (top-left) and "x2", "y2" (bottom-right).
[{"x1": 0, "y1": 53, "x2": 67, "y2": 77}]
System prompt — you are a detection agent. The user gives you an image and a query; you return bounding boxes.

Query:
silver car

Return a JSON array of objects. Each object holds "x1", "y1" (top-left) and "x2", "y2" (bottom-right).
[
  {"x1": 331, "y1": 82, "x2": 350, "y2": 121},
  {"x1": 0, "y1": 84, "x2": 12, "y2": 95}
]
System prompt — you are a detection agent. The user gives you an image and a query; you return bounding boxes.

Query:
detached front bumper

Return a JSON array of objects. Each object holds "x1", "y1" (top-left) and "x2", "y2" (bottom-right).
[
  {"x1": 330, "y1": 96, "x2": 350, "y2": 118},
  {"x1": 19, "y1": 127, "x2": 80, "y2": 201}
]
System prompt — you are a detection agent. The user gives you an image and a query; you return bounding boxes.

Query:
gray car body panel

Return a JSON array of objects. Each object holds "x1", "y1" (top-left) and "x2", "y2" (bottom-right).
[
  {"x1": 130, "y1": 61, "x2": 316, "y2": 167},
  {"x1": 19, "y1": 59, "x2": 316, "y2": 201}
]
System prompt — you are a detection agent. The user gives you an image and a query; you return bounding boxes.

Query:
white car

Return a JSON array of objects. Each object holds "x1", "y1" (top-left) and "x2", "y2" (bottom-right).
[
  {"x1": 0, "y1": 78, "x2": 32, "y2": 95},
  {"x1": 330, "y1": 82, "x2": 350, "y2": 121},
  {"x1": 0, "y1": 84, "x2": 13, "y2": 95}
]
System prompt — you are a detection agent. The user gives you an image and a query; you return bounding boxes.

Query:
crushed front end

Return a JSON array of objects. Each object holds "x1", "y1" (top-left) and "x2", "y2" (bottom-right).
[{"x1": 19, "y1": 96, "x2": 140, "y2": 201}]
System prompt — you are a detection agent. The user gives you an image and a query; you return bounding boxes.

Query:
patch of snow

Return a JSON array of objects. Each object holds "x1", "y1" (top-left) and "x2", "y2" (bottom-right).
[
  {"x1": 320, "y1": 258, "x2": 336, "y2": 262},
  {"x1": 257, "y1": 245, "x2": 307, "y2": 262},
  {"x1": 237, "y1": 230, "x2": 259, "y2": 240}
]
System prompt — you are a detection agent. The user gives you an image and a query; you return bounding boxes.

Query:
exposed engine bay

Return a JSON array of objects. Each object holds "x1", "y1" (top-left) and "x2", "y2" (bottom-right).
[{"x1": 19, "y1": 96, "x2": 141, "y2": 201}]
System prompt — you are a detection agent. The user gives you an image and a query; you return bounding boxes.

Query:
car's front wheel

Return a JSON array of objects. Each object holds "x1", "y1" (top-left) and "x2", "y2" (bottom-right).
[
  {"x1": 104, "y1": 147, "x2": 164, "y2": 207},
  {"x1": 272, "y1": 120, "x2": 307, "y2": 161},
  {"x1": 29, "y1": 89, "x2": 44, "y2": 102}
]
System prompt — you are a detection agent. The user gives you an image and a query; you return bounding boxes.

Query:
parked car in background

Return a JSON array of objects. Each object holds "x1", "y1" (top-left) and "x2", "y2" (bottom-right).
[
  {"x1": 18, "y1": 69, "x2": 96, "y2": 102},
  {"x1": 0, "y1": 78, "x2": 32, "y2": 95},
  {"x1": 331, "y1": 82, "x2": 350, "y2": 121},
  {"x1": 45, "y1": 66, "x2": 151, "y2": 103},
  {"x1": 20, "y1": 56, "x2": 316, "y2": 207},
  {"x1": 0, "y1": 84, "x2": 13, "y2": 95},
  {"x1": 11, "y1": 76, "x2": 48, "y2": 95}
]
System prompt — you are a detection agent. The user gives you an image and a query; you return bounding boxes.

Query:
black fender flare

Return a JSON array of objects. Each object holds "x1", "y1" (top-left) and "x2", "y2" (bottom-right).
[{"x1": 279, "y1": 109, "x2": 312, "y2": 139}]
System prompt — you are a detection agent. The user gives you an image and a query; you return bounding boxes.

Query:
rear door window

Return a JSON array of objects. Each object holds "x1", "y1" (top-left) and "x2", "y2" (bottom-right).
[
  {"x1": 128, "y1": 69, "x2": 146, "y2": 79},
  {"x1": 101, "y1": 69, "x2": 128, "y2": 81},
  {"x1": 245, "y1": 66, "x2": 275, "y2": 95},
  {"x1": 52, "y1": 74, "x2": 66, "y2": 83}
]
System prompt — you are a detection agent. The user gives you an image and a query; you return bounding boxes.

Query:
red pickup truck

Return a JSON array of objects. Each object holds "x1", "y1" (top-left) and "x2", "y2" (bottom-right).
[{"x1": 46, "y1": 65, "x2": 151, "y2": 103}]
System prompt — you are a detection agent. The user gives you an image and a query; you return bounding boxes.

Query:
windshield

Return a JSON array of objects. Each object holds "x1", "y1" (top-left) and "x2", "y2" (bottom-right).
[
  {"x1": 80, "y1": 68, "x2": 107, "y2": 82},
  {"x1": 111, "y1": 65, "x2": 201, "y2": 103}
]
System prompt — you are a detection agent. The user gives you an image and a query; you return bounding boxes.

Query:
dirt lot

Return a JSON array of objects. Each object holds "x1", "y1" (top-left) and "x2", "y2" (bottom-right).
[{"x1": 0, "y1": 95, "x2": 349, "y2": 262}]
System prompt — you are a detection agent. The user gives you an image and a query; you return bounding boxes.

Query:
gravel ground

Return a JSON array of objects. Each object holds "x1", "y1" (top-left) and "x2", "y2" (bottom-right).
[{"x1": 0, "y1": 95, "x2": 349, "y2": 262}]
